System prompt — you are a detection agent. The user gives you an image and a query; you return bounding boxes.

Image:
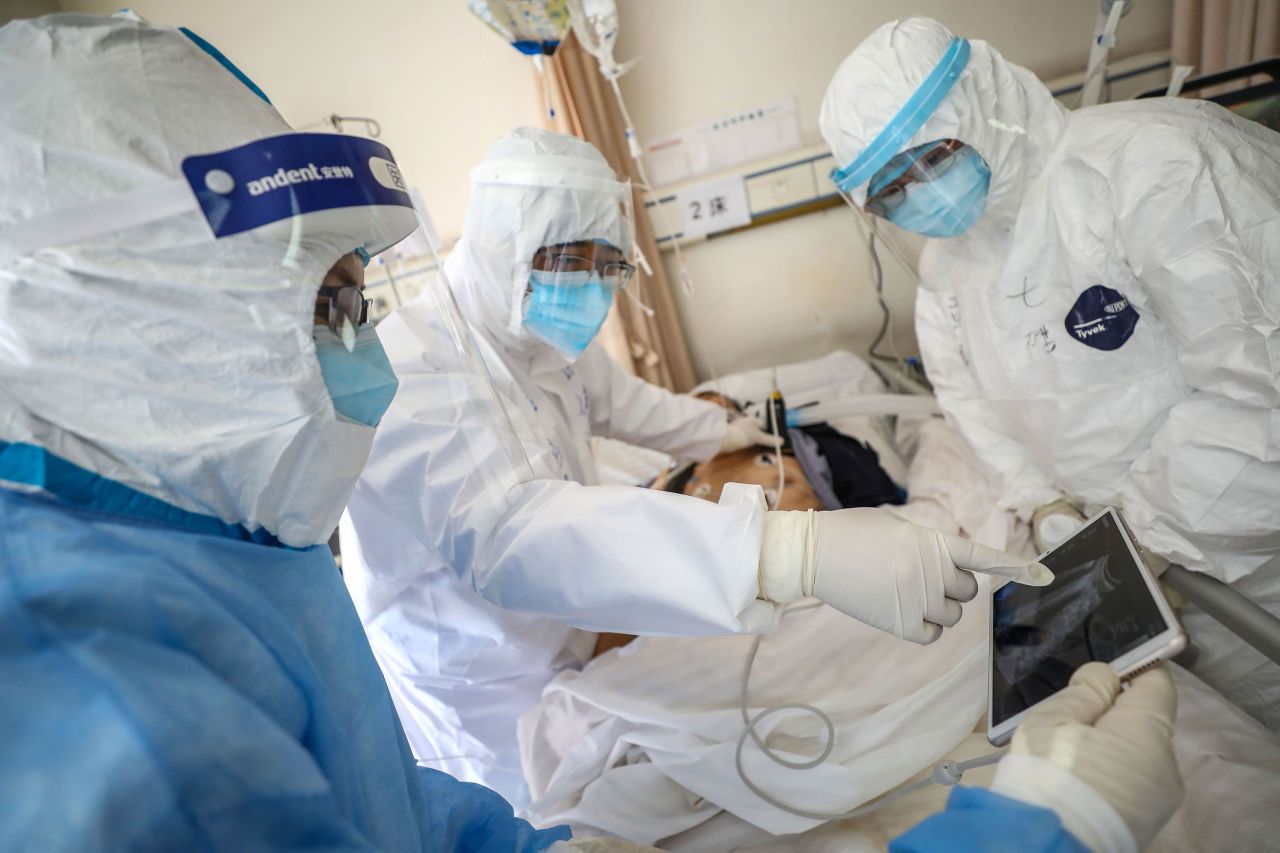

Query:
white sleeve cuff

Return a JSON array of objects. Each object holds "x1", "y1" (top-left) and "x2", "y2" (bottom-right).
[
  {"x1": 991, "y1": 753, "x2": 1136, "y2": 853},
  {"x1": 757, "y1": 508, "x2": 817, "y2": 604}
]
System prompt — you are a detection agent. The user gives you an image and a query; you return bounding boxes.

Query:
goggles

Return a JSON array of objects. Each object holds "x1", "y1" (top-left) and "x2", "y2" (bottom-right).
[
  {"x1": 318, "y1": 283, "x2": 372, "y2": 342},
  {"x1": 531, "y1": 241, "x2": 636, "y2": 289},
  {"x1": 864, "y1": 139, "x2": 968, "y2": 218}
]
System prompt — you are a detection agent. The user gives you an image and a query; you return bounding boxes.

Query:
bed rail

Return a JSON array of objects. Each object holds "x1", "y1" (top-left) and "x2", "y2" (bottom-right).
[{"x1": 1163, "y1": 564, "x2": 1280, "y2": 668}]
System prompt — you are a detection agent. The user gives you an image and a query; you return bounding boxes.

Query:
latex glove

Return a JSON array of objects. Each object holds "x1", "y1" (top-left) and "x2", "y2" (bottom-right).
[
  {"x1": 549, "y1": 839, "x2": 663, "y2": 852},
  {"x1": 991, "y1": 663, "x2": 1182, "y2": 853},
  {"x1": 720, "y1": 412, "x2": 783, "y2": 453},
  {"x1": 1032, "y1": 498, "x2": 1086, "y2": 552},
  {"x1": 758, "y1": 508, "x2": 1052, "y2": 644}
]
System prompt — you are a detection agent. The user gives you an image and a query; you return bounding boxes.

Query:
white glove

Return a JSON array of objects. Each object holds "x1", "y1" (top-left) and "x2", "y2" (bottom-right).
[
  {"x1": 1032, "y1": 499, "x2": 1086, "y2": 552},
  {"x1": 719, "y1": 412, "x2": 783, "y2": 453},
  {"x1": 991, "y1": 662, "x2": 1182, "y2": 853},
  {"x1": 758, "y1": 508, "x2": 1052, "y2": 644}
]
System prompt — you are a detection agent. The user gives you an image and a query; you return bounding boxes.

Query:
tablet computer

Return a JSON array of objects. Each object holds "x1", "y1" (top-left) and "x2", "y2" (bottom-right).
[{"x1": 988, "y1": 506, "x2": 1185, "y2": 745}]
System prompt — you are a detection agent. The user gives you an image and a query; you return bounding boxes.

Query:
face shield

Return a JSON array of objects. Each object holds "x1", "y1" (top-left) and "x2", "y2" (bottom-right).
[
  {"x1": 862, "y1": 138, "x2": 991, "y2": 238},
  {"x1": 469, "y1": 153, "x2": 635, "y2": 361},
  {"x1": 524, "y1": 238, "x2": 635, "y2": 358},
  {"x1": 828, "y1": 37, "x2": 991, "y2": 238},
  {"x1": 0, "y1": 131, "x2": 525, "y2": 544},
  {"x1": 1, "y1": 131, "x2": 414, "y2": 289}
]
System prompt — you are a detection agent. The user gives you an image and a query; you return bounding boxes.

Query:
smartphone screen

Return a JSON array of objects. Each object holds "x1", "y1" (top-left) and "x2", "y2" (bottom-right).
[{"x1": 990, "y1": 512, "x2": 1169, "y2": 727}]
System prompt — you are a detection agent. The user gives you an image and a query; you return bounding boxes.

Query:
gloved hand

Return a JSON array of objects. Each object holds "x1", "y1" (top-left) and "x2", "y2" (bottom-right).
[
  {"x1": 549, "y1": 838, "x2": 663, "y2": 852},
  {"x1": 758, "y1": 508, "x2": 1052, "y2": 644},
  {"x1": 991, "y1": 662, "x2": 1182, "y2": 853},
  {"x1": 1032, "y1": 498, "x2": 1086, "y2": 552},
  {"x1": 719, "y1": 411, "x2": 783, "y2": 453}
]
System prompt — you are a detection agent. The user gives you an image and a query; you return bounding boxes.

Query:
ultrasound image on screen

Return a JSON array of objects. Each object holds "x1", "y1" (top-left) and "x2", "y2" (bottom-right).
[{"x1": 990, "y1": 513, "x2": 1169, "y2": 725}]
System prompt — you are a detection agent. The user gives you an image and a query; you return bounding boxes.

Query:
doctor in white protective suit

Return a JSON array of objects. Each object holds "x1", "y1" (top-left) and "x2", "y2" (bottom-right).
[
  {"x1": 821, "y1": 18, "x2": 1280, "y2": 729},
  {"x1": 339, "y1": 127, "x2": 1050, "y2": 805}
]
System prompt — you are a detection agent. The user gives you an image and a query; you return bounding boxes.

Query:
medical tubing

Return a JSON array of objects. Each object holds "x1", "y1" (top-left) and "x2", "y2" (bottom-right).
[
  {"x1": 840, "y1": 191, "x2": 921, "y2": 289},
  {"x1": 836, "y1": 192, "x2": 920, "y2": 377},
  {"x1": 621, "y1": 279, "x2": 656, "y2": 317},
  {"x1": 767, "y1": 377, "x2": 785, "y2": 510},
  {"x1": 788, "y1": 394, "x2": 941, "y2": 427},
  {"x1": 860, "y1": 218, "x2": 910, "y2": 368},
  {"x1": 865, "y1": 229, "x2": 895, "y2": 365},
  {"x1": 605, "y1": 73, "x2": 696, "y2": 295},
  {"x1": 735, "y1": 603, "x2": 1005, "y2": 821}
]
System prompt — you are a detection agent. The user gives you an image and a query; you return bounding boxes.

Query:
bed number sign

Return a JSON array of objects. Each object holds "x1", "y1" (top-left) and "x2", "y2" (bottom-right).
[{"x1": 677, "y1": 175, "x2": 751, "y2": 238}]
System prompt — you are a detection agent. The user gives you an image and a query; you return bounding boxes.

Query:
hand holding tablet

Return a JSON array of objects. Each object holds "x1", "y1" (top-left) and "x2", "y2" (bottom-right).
[{"x1": 988, "y1": 507, "x2": 1186, "y2": 745}]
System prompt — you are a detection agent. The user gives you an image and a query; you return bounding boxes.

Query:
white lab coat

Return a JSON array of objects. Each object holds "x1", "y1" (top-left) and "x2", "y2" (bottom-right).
[
  {"x1": 821, "y1": 18, "x2": 1280, "y2": 726},
  {"x1": 340, "y1": 129, "x2": 778, "y2": 805}
]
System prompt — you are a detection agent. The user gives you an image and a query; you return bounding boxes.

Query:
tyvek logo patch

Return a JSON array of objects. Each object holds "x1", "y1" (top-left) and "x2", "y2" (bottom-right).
[{"x1": 1065, "y1": 284, "x2": 1139, "y2": 351}]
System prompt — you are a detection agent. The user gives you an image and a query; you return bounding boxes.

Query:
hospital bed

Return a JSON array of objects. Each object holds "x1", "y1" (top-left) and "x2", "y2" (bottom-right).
[
  {"x1": 598, "y1": 351, "x2": 1280, "y2": 674},
  {"x1": 529, "y1": 350, "x2": 1280, "y2": 851}
]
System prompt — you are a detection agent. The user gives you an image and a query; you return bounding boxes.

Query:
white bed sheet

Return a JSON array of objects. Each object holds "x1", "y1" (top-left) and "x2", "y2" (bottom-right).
[{"x1": 654, "y1": 664, "x2": 1280, "y2": 853}]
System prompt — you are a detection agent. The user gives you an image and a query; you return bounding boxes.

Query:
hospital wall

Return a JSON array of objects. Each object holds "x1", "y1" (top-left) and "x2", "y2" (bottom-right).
[
  {"x1": 2, "y1": 0, "x2": 61, "y2": 21},
  {"x1": 613, "y1": 0, "x2": 1175, "y2": 381},
  {"x1": 52, "y1": 0, "x2": 547, "y2": 240},
  {"x1": 15, "y1": 0, "x2": 1178, "y2": 385}
]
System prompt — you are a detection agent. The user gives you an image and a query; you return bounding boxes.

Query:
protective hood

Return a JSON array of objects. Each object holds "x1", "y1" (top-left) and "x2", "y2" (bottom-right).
[
  {"x1": 446, "y1": 127, "x2": 633, "y2": 366},
  {"x1": 819, "y1": 17, "x2": 1067, "y2": 233},
  {"x1": 0, "y1": 15, "x2": 411, "y2": 547}
]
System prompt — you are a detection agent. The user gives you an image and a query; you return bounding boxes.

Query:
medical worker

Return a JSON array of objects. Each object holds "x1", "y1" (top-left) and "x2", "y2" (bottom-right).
[
  {"x1": 0, "y1": 14, "x2": 576, "y2": 850},
  {"x1": 340, "y1": 126, "x2": 1051, "y2": 805},
  {"x1": 820, "y1": 18, "x2": 1280, "y2": 728}
]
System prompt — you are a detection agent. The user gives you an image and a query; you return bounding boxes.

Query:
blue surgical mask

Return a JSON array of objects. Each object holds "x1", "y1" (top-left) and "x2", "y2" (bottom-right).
[
  {"x1": 314, "y1": 324, "x2": 399, "y2": 426},
  {"x1": 885, "y1": 146, "x2": 991, "y2": 238},
  {"x1": 523, "y1": 270, "x2": 614, "y2": 359}
]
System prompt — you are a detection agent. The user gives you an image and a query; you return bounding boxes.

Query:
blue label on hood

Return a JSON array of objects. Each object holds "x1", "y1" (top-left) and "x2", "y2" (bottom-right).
[
  {"x1": 1064, "y1": 284, "x2": 1139, "y2": 351},
  {"x1": 181, "y1": 133, "x2": 413, "y2": 239}
]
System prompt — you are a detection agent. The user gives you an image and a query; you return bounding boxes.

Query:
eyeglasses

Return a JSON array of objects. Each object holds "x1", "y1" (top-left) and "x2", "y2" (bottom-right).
[
  {"x1": 864, "y1": 139, "x2": 967, "y2": 218},
  {"x1": 317, "y1": 284, "x2": 371, "y2": 343},
  {"x1": 532, "y1": 244, "x2": 636, "y2": 289}
]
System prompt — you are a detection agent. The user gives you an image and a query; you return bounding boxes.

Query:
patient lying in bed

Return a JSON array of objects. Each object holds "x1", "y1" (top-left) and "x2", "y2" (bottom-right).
[
  {"x1": 671, "y1": 391, "x2": 903, "y2": 512},
  {"x1": 524, "y1": 353, "x2": 1280, "y2": 852}
]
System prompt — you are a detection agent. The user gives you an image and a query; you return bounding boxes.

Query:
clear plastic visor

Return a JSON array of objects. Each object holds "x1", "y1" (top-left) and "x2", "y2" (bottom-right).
[{"x1": 863, "y1": 138, "x2": 972, "y2": 219}]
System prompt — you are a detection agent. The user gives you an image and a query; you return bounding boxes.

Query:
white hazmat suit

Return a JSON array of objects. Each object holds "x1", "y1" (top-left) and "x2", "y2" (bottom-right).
[
  {"x1": 340, "y1": 129, "x2": 775, "y2": 803},
  {"x1": 821, "y1": 18, "x2": 1280, "y2": 727},
  {"x1": 340, "y1": 128, "x2": 1049, "y2": 804}
]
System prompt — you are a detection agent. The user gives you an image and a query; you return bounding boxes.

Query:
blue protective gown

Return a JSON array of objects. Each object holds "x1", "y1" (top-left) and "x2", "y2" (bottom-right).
[
  {"x1": 891, "y1": 787, "x2": 1090, "y2": 852},
  {"x1": 0, "y1": 441, "x2": 570, "y2": 852}
]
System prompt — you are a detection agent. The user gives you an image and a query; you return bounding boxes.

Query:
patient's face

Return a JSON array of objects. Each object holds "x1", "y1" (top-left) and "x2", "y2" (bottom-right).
[{"x1": 684, "y1": 449, "x2": 823, "y2": 511}]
